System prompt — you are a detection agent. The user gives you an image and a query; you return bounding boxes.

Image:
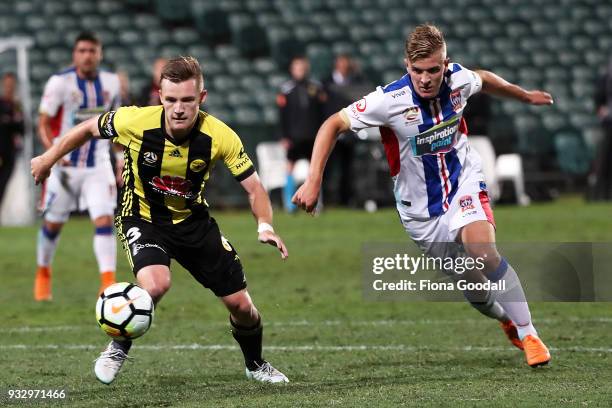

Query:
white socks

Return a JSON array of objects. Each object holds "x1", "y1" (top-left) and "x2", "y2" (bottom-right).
[
  {"x1": 37, "y1": 225, "x2": 60, "y2": 267},
  {"x1": 490, "y1": 259, "x2": 538, "y2": 339},
  {"x1": 94, "y1": 227, "x2": 116, "y2": 273}
]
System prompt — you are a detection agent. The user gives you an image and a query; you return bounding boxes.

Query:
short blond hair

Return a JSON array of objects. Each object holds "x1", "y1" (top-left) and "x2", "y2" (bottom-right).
[
  {"x1": 405, "y1": 24, "x2": 446, "y2": 62},
  {"x1": 160, "y1": 56, "x2": 204, "y2": 90}
]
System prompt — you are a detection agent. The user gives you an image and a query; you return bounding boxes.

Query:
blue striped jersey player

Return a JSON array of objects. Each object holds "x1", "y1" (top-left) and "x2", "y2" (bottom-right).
[
  {"x1": 35, "y1": 32, "x2": 121, "y2": 301},
  {"x1": 294, "y1": 23, "x2": 554, "y2": 368}
]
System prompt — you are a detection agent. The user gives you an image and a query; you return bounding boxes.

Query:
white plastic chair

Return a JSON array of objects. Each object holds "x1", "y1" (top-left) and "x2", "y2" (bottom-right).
[
  {"x1": 292, "y1": 158, "x2": 310, "y2": 184},
  {"x1": 255, "y1": 142, "x2": 311, "y2": 188},
  {"x1": 255, "y1": 142, "x2": 287, "y2": 191},
  {"x1": 255, "y1": 141, "x2": 321, "y2": 211},
  {"x1": 469, "y1": 136, "x2": 530, "y2": 205},
  {"x1": 495, "y1": 153, "x2": 531, "y2": 206}
]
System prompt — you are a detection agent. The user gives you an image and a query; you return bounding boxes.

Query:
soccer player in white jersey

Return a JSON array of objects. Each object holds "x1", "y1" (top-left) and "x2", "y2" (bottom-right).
[
  {"x1": 34, "y1": 32, "x2": 121, "y2": 300},
  {"x1": 294, "y1": 24, "x2": 553, "y2": 367}
]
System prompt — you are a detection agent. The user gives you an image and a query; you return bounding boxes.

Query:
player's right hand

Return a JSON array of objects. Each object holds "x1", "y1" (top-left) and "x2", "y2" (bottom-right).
[
  {"x1": 292, "y1": 180, "x2": 320, "y2": 214},
  {"x1": 31, "y1": 155, "x2": 53, "y2": 185},
  {"x1": 258, "y1": 230, "x2": 289, "y2": 259},
  {"x1": 526, "y1": 90, "x2": 553, "y2": 105}
]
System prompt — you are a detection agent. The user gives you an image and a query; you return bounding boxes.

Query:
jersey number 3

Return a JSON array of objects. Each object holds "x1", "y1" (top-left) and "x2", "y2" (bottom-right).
[{"x1": 126, "y1": 227, "x2": 141, "y2": 245}]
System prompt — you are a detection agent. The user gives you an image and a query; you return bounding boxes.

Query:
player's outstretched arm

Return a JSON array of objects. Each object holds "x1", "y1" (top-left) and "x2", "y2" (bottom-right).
[
  {"x1": 292, "y1": 111, "x2": 350, "y2": 213},
  {"x1": 31, "y1": 115, "x2": 102, "y2": 184},
  {"x1": 476, "y1": 70, "x2": 554, "y2": 106},
  {"x1": 240, "y1": 172, "x2": 288, "y2": 259}
]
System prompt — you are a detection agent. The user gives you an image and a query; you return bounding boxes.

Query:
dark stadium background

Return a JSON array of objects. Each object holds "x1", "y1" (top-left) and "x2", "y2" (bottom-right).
[{"x1": 0, "y1": 0, "x2": 606, "y2": 207}]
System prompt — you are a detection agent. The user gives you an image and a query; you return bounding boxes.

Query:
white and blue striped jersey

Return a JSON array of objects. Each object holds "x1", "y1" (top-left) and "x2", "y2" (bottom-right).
[
  {"x1": 39, "y1": 67, "x2": 120, "y2": 168},
  {"x1": 342, "y1": 63, "x2": 484, "y2": 219}
]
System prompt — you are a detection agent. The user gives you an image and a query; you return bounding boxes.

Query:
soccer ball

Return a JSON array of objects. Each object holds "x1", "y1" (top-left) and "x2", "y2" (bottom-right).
[{"x1": 95, "y1": 282, "x2": 154, "y2": 341}]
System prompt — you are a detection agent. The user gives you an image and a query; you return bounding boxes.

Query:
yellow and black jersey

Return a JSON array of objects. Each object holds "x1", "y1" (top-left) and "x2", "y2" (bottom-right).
[{"x1": 98, "y1": 106, "x2": 255, "y2": 225}]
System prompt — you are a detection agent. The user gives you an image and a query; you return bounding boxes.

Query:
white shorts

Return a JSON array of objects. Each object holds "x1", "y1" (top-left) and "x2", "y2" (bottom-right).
[
  {"x1": 397, "y1": 175, "x2": 495, "y2": 260},
  {"x1": 42, "y1": 165, "x2": 117, "y2": 223}
]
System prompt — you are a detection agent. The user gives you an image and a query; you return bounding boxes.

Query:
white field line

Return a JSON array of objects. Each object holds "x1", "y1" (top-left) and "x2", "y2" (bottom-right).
[
  {"x1": 1, "y1": 343, "x2": 612, "y2": 353},
  {"x1": 2, "y1": 316, "x2": 612, "y2": 333}
]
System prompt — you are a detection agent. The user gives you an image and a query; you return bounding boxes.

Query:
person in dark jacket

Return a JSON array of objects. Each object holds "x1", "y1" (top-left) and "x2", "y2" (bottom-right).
[
  {"x1": 0, "y1": 72, "x2": 23, "y2": 207},
  {"x1": 277, "y1": 56, "x2": 326, "y2": 212}
]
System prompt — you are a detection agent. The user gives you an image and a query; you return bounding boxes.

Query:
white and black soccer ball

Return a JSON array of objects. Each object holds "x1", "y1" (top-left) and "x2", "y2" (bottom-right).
[{"x1": 95, "y1": 282, "x2": 154, "y2": 341}]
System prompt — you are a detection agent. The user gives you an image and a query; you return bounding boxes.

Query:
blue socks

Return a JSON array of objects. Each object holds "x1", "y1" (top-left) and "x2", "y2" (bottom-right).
[{"x1": 283, "y1": 174, "x2": 296, "y2": 213}]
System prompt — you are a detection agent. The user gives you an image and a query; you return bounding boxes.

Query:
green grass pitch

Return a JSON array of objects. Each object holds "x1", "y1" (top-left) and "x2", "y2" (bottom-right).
[{"x1": 1, "y1": 196, "x2": 612, "y2": 407}]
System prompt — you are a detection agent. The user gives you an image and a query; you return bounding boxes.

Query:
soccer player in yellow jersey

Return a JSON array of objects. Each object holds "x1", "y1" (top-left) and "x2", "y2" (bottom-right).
[{"x1": 31, "y1": 57, "x2": 290, "y2": 384}]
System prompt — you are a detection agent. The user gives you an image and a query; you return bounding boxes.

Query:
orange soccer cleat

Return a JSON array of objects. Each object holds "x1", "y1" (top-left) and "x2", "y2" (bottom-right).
[
  {"x1": 522, "y1": 335, "x2": 551, "y2": 367},
  {"x1": 34, "y1": 266, "x2": 52, "y2": 301},
  {"x1": 500, "y1": 320, "x2": 524, "y2": 350},
  {"x1": 99, "y1": 271, "x2": 116, "y2": 295}
]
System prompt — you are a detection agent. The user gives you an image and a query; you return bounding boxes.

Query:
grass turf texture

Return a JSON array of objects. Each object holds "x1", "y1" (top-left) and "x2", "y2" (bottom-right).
[{"x1": 1, "y1": 196, "x2": 611, "y2": 407}]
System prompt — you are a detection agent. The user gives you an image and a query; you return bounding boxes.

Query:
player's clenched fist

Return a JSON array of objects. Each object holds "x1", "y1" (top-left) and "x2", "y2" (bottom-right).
[
  {"x1": 292, "y1": 180, "x2": 319, "y2": 214},
  {"x1": 31, "y1": 155, "x2": 53, "y2": 185}
]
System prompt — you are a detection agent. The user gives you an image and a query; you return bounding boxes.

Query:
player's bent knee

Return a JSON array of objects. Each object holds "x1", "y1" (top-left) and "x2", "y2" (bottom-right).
[
  {"x1": 222, "y1": 291, "x2": 258, "y2": 321},
  {"x1": 136, "y1": 265, "x2": 171, "y2": 303},
  {"x1": 464, "y1": 245, "x2": 501, "y2": 274},
  {"x1": 43, "y1": 221, "x2": 64, "y2": 233},
  {"x1": 93, "y1": 215, "x2": 113, "y2": 228},
  {"x1": 228, "y1": 299, "x2": 255, "y2": 317},
  {"x1": 479, "y1": 252, "x2": 502, "y2": 274}
]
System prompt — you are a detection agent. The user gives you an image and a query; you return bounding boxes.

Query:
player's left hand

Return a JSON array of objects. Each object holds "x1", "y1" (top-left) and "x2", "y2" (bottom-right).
[
  {"x1": 258, "y1": 230, "x2": 288, "y2": 260},
  {"x1": 526, "y1": 90, "x2": 554, "y2": 105},
  {"x1": 31, "y1": 154, "x2": 53, "y2": 185}
]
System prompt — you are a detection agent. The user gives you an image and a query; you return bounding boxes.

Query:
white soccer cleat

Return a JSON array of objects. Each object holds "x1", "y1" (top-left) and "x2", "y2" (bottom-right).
[
  {"x1": 94, "y1": 341, "x2": 131, "y2": 384},
  {"x1": 245, "y1": 361, "x2": 289, "y2": 383}
]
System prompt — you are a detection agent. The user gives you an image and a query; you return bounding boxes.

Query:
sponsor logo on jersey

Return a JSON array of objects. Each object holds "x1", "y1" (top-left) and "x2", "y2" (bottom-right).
[
  {"x1": 169, "y1": 148, "x2": 182, "y2": 158},
  {"x1": 71, "y1": 90, "x2": 82, "y2": 105},
  {"x1": 143, "y1": 151, "x2": 158, "y2": 166},
  {"x1": 131, "y1": 242, "x2": 165, "y2": 256},
  {"x1": 355, "y1": 98, "x2": 367, "y2": 112},
  {"x1": 150, "y1": 175, "x2": 194, "y2": 199},
  {"x1": 479, "y1": 181, "x2": 487, "y2": 191},
  {"x1": 410, "y1": 115, "x2": 460, "y2": 156},
  {"x1": 100, "y1": 111, "x2": 117, "y2": 139},
  {"x1": 402, "y1": 106, "x2": 422, "y2": 125},
  {"x1": 459, "y1": 195, "x2": 475, "y2": 212},
  {"x1": 450, "y1": 88, "x2": 463, "y2": 112},
  {"x1": 391, "y1": 89, "x2": 406, "y2": 99},
  {"x1": 221, "y1": 236, "x2": 232, "y2": 252},
  {"x1": 189, "y1": 158, "x2": 206, "y2": 172},
  {"x1": 235, "y1": 156, "x2": 250, "y2": 169}
]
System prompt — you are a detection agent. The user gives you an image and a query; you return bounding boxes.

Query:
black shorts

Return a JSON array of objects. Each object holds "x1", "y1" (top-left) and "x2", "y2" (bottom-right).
[
  {"x1": 116, "y1": 212, "x2": 246, "y2": 297},
  {"x1": 287, "y1": 139, "x2": 314, "y2": 162}
]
